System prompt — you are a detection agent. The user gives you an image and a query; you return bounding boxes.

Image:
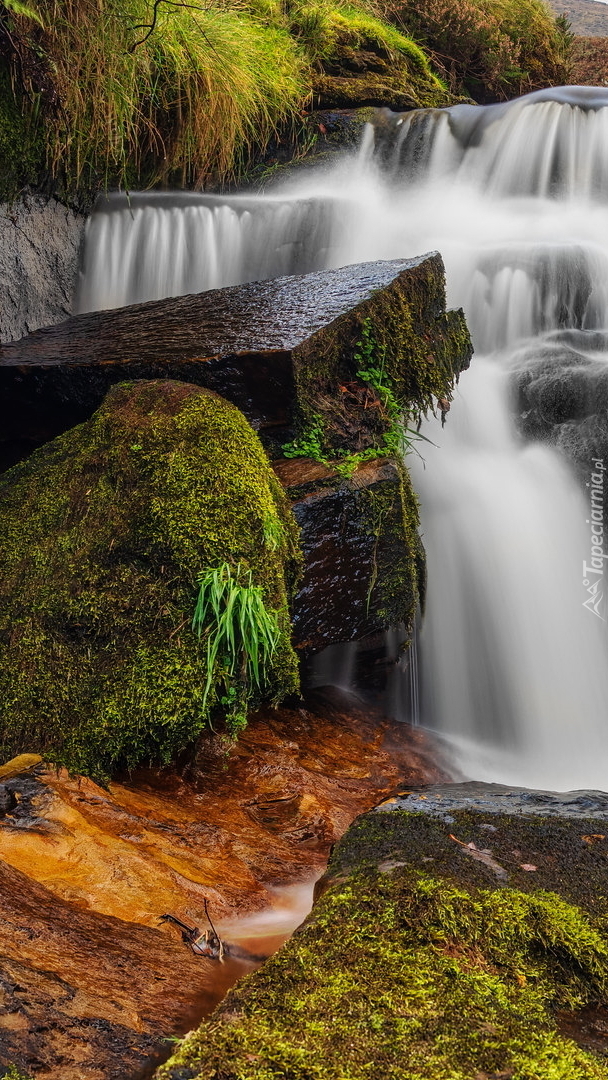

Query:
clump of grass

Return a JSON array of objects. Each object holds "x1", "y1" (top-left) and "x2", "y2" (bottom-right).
[
  {"x1": 0, "y1": 0, "x2": 451, "y2": 196},
  {"x1": 380, "y1": 0, "x2": 571, "y2": 101},
  {"x1": 192, "y1": 562, "x2": 281, "y2": 714},
  {"x1": 3, "y1": 0, "x2": 310, "y2": 190}
]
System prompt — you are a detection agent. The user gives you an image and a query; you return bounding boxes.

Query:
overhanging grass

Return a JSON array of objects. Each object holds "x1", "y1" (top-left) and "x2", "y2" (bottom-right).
[
  {"x1": 35, "y1": 0, "x2": 310, "y2": 188},
  {"x1": 0, "y1": 0, "x2": 448, "y2": 195}
]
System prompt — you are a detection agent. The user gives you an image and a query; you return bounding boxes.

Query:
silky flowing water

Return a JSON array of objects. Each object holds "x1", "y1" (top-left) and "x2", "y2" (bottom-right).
[{"x1": 78, "y1": 86, "x2": 608, "y2": 792}]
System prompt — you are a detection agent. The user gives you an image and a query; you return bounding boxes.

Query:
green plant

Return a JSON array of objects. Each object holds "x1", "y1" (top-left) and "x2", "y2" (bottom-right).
[
  {"x1": 1, "y1": 0, "x2": 42, "y2": 21},
  {"x1": 282, "y1": 416, "x2": 326, "y2": 463},
  {"x1": 354, "y1": 317, "x2": 433, "y2": 459},
  {"x1": 192, "y1": 562, "x2": 281, "y2": 714},
  {"x1": 380, "y1": 0, "x2": 570, "y2": 101}
]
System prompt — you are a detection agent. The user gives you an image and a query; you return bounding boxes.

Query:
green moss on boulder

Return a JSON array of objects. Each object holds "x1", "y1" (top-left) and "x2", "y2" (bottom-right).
[
  {"x1": 156, "y1": 808, "x2": 608, "y2": 1080},
  {"x1": 0, "y1": 379, "x2": 301, "y2": 779}
]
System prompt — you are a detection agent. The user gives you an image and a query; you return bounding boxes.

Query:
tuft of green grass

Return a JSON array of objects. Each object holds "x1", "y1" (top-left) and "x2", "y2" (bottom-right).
[
  {"x1": 192, "y1": 562, "x2": 281, "y2": 713},
  {"x1": 0, "y1": 0, "x2": 452, "y2": 197}
]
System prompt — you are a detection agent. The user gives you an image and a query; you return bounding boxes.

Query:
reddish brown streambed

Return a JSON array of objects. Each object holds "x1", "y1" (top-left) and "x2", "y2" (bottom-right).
[{"x1": 0, "y1": 689, "x2": 445, "y2": 1079}]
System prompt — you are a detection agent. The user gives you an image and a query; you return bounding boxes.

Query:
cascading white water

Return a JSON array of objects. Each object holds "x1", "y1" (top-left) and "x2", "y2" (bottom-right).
[{"x1": 78, "y1": 87, "x2": 608, "y2": 790}]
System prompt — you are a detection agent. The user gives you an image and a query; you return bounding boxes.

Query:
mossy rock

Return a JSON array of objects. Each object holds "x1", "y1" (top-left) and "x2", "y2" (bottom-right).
[
  {"x1": 156, "y1": 802, "x2": 608, "y2": 1080},
  {"x1": 308, "y1": 10, "x2": 454, "y2": 111},
  {"x1": 0, "y1": 379, "x2": 301, "y2": 779}
]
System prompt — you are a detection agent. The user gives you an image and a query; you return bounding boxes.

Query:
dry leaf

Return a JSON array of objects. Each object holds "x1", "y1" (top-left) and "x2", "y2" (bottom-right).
[
  {"x1": 519, "y1": 863, "x2": 537, "y2": 872},
  {"x1": 583, "y1": 834, "x2": 606, "y2": 844}
]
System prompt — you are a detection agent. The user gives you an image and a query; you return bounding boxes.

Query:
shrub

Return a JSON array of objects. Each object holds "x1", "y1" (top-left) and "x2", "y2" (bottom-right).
[{"x1": 379, "y1": 0, "x2": 571, "y2": 101}]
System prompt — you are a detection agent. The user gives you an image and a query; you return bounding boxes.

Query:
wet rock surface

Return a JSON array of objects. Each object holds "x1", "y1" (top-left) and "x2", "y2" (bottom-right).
[
  {"x1": 512, "y1": 329, "x2": 608, "y2": 480},
  {"x1": 0, "y1": 196, "x2": 84, "y2": 345},
  {"x1": 0, "y1": 691, "x2": 444, "y2": 1079},
  {"x1": 275, "y1": 455, "x2": 423, "y2": 653},
  {"x1": 375, "y1": 779, "x2": 608, "y2": 821},
  {"x1": 156, "y1": 780, "x2": 608, "y2": 1080},
  {"x1": 0, "y1": 255, "x2": 470, "y2": 468},
  {"x1": 0, "y1": 858, "x2": 229, "y2": 1080}
]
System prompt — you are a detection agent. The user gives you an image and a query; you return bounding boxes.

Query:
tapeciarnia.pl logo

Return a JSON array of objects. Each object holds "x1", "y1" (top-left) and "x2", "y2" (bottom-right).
[{"x1": 583, "y1": 458, "x2": 606, "y2": 620}]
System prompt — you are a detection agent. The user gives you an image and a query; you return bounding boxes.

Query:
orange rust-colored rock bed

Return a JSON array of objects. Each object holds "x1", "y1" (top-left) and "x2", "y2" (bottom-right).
[{"x1": 0, "y1": 690, "x2": 444, "y2": 1080}]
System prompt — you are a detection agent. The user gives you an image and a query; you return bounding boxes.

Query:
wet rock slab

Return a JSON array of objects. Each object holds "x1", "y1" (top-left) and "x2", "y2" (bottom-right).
[
  {"x1": 375, "y1": 779, "x2": 608, "y2": 821},
  {"x1": 275, "y1": 455, "x2": 423, "y2": 653},
  {"x1": 0, "y1": 255, "x2": 470, "y2": 468}
]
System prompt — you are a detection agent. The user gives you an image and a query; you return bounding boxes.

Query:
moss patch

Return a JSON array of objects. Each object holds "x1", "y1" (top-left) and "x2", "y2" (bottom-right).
[
  {"x1": 0, "y1": 379, "x2": 301, "y2": 779},
  {"x1": 155, "y1": 809, "x2": 608, "y2": 1080},
  {"x1": 291, "y1": 252, "x2": 472, "y2": 459},
  {"x1": 0, "y1": 59, "x2": 45, "y2": 200}
]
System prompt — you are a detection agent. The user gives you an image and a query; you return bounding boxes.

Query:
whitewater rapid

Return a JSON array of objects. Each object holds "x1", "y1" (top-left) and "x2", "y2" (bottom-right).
[{"x1": 78, "y1": 87, "x2": 608, "y2": 791}]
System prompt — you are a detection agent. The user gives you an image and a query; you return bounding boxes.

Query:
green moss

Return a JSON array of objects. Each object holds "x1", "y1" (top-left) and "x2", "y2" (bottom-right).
[
  {"x1": 0, "y1": 380, "x2": 301, "y2": 779},
  {"x1": 361, "y1": 457, "x2": 423, "y2": 627},
  {"x1": 156, "y1": 807, "x2": 608, "y2": 1080},
  {"x1": 291, "y1": 256, "x2": 472, "y2": 460},
  {"x1": 288, "y1": 0, "x2": 451, "y2": 110},
  {"x1": 156, "y1": 860, "x2": 608, "y2": 1080},
  {"x1": 0, "y1": 59, "x2": 45, "y2": 200}
]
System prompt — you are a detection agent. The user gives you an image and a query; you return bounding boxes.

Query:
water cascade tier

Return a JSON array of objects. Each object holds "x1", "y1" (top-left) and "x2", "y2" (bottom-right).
[{"x1": 77, "y1": 86, "x2": 608, "y2": 791}]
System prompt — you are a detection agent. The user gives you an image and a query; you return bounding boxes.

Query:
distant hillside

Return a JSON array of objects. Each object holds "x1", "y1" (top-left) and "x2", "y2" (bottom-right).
[{"x1": 549, "y1": 0, "x2": 608, "y2": 37}]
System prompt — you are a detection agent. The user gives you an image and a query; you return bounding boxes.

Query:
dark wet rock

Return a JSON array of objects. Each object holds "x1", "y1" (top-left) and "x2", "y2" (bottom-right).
[
  {"x1": 0, "y1": 196, "x2": 84, "y2": 346},
  {"x1": 156, "y1": 781, "x2": 608, "y2": 1080},
  {"x1": 511, "y1": 330, "x2": 608, "y2": 479},
  {"x1": 0, "y1": 255, "x2": 471, "y2": 469},
  {"x1": 252, "y1": 109, "x2": 377, "y2": 186},
  {"x1": 275, "y1": 455, "x2": 423, "y2": 654},
  {"x1": 0, "y1": 786, "x2": 15, "y2": 816}
]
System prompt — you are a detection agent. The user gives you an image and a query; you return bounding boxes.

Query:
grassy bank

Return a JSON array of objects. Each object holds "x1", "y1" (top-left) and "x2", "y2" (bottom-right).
[
  {"x1": 0, "y1": 0, "x2": 446, "y2": 198},
  {"x1": 0, "y1": 0, "x2": 571, "y2": 199}
]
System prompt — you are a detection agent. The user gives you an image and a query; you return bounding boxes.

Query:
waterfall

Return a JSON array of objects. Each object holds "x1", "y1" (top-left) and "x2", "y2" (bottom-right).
[{"x1": 78, "y1": 86, "x2": 608, "y2": 791}]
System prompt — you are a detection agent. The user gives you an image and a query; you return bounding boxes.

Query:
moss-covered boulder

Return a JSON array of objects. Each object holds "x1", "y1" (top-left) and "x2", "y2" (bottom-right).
[
  {"x1": 156, "y1": 786, "x2": 608, "y2": 1080},
  {"x1": 309, "y1": 13, "x2": 453, "y2": 110},
  {"x1": 0, "y1": 379, "x2": 301, "y2": 778}
]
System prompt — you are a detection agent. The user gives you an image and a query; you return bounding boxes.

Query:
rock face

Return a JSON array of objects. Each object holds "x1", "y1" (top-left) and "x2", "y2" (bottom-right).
[
  {"x1": 275, "y1": 456, "x2": 423, "y2": 654},
  {"x1": 512, "y1": 329, "x2": 608, "y2": 482},
  {"x1": 0, "y1": 380, "x2": 300, "y2": 778},
  {"x1": 156, "y1": 782, "x2": 608, "y2": 1080},
  {"x1": 0, "y1": 256, "x2": 471, "y2": 469},
  {"x1": 0, "y1": 195, "x2": 84, "y2": 344},
  {"x1": 0, "y1": 694, "x2": 445, "y2": 1080}
]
